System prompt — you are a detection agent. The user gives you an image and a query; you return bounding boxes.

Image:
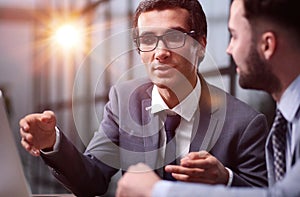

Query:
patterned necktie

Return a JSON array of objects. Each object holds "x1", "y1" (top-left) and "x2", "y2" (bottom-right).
[
  {"x1": 271, "y1": 109, "x2": 288, "y2": 182},
  {"x1": 163, "y1": 114, "x2": 181, "y2": 181}
]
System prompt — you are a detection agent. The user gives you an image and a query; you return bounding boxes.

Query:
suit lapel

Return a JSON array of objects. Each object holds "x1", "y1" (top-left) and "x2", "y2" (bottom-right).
[
  {"x1": 141, "y1": 85, "x2": 162, "y2": 169},
  {"x1": 292, "y1": 138, "x2": 300, "y2": 166},
  {"x1": 190, "y1": 76, "x2": 226, "y2": 152},
  {"x1": 265, "y1": 129, "x2": 276, "y2": 185}
]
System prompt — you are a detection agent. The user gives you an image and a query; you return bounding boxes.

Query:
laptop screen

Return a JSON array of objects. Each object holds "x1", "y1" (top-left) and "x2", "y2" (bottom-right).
[{"x1": 0, "y1": 90, "x2": 31, "y2": 197}]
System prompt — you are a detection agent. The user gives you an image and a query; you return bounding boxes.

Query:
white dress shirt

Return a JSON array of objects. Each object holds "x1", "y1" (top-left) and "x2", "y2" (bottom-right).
[
  {"x1": 147, "y1": 76, "x2": 201, "y2": 163},
  {"x1": 278, "y1": 75, "x2": 300, "y2": 172}
]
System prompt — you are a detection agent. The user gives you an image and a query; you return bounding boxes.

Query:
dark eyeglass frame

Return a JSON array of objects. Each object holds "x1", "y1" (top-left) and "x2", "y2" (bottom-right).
[{"x1": 134, "y1": 30, "x2": 197, "y2": 52}]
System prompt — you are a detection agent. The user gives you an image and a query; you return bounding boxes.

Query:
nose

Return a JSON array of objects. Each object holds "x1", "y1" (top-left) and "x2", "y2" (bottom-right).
[
  {"x1": 157, "y1": 38, "x2": 168, "y2": 49},
  {"x1": 154, "y1": 40, "x2": 170, "y2": 61},
  {"x1": 226, "y1": 41, "x2": 232, "y2": 55}
]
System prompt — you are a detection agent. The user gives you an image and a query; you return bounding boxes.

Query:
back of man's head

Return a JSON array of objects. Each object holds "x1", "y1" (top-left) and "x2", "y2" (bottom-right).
[{"x1": 242, "y1": 0, "x2": 300, "y2": 44}]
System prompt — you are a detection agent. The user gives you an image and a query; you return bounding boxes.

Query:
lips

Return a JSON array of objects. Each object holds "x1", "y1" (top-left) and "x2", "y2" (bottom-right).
[
  {"x1": 151, "y1": 65, "x2": 178, "y2": 78},
  {"x1": 153, "y1": 64, "x2": 176, "y2": 71}
]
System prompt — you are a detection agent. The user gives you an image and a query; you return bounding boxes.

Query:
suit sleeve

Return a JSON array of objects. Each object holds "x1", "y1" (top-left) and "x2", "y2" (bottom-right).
[
  {"x1": 152, "y1": 181, "x2": 268, "y2": 197},
  {"x1": 41, "y1": 131, "x2": 118, "y2": 197},
  {"x1": 152, "y1": 159, "x2": 300, "y2": 197},
  {"x1": 41, "y1": 86, "x2": 121, "y2": 197}
]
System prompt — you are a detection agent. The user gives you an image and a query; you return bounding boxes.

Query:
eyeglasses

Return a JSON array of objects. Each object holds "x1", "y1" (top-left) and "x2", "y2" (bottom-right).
[{"x1": 135, "y1": 30, "x2": 197, "y2": 52}]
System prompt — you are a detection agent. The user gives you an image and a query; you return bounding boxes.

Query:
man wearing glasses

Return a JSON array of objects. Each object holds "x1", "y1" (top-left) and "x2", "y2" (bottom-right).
[{"x1": 19, "y1": 0, "x2": 269, "y2": 196}]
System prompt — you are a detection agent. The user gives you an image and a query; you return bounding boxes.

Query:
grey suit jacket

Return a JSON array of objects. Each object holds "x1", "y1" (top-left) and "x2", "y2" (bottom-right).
[{"x1": 41, "y1": 77, "x2": 269, "y2": 197}]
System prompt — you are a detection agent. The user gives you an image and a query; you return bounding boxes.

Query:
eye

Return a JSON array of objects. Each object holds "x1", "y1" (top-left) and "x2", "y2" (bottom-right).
[
  {"x1": 139, "y1": 35, "x2": 157, "y2": 45},
  {"x1": 229, "y1": 31, "x2": 237, "y2": 40},
  {"x1": 164, "y1": 32, "x2": 184, "y2": 43}
]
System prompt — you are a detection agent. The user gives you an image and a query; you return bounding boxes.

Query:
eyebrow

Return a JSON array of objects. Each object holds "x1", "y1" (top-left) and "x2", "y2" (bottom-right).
[
  {"x1": 168, "y1": 27, "x2": 189, "y2": 33},
  {"x1": 138, "y1": 26, "x2": 189, "y2": 36}
]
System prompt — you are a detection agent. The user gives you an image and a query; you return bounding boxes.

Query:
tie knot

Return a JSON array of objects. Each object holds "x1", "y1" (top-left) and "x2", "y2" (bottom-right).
[
  {"x1": 165, "y1": 114, "x2": 181, "y2": 132},
  {"x1": 164, "y1": 114, "x2": 181, "y2": 143}
]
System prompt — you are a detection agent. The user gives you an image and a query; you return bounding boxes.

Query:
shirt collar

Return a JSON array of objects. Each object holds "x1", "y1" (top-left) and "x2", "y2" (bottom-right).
[
  {"x1": 148, "y1": 76, "x2": 201, "y2": 122},
  {"x1": 278, "y1": 75, "x2": 300, "y2": 122}
]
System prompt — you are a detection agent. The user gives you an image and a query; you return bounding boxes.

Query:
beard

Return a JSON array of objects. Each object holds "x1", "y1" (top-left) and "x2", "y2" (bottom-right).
[{"x1": 238, "y1": 42, "x2": 280, "y2": 94}]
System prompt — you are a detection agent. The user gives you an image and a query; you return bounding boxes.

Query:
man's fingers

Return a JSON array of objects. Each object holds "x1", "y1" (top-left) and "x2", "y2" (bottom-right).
[
  {"x1": 19, "y1": 118, "x2": 30, "y2": 132},
  {"x1": 181, "y1": 159, "x2": 212, "y2": 169},
  {"x1": 41, "y1": 111, "x2": 55, "y2": 123},
  {"x1": 198, "y1": 150, "x2": 210, "y2": 158},
  {"x1": 172, "y1": 173, "x2": 214, "y2": 183},
  {"x1": 165, "y1": 165, "x2": 184, "y2": 173},
  {"x1": 186, "y1": 151, "x2": 209, "y2": 159},
  {"x1": 180, "y1": 151, "x2": 209, "y2": 165},
  {"x1": 21, "y1": 138, "x2": 40, "y2": 157},
  {"x1": 165, "y1": 165, "x2": 204, "y2": 174},
  {"x1": 172, "y1": 173, "x2": 203, "y2": 182},
  {"x1": 38, "y1": 111, "x2": 56, "y2": 131},
  {"x1": 168, "y1": 166, "x2": 208, "y2": 182},
  {"x1": 180, "y1": 151, "x2": 213, "y2": 168},
  {"x1": 167, "y1": 166, "x2": 217, "y2": 184},
  {"x1": 21, "y1": 137, "x2": 32, "y2": 151},
  {"x1": 19, "y1": 111, "x2": 56, "y2": 132},
  {"x1": 171, "y1": 173, "x2": 189, "y2": 181},
  {"x1": 30, "y1": 148, "x2": 40, "y2": 156},
  {"x1": 20, "y1": 127, "x2": 34, "y2": 143}
]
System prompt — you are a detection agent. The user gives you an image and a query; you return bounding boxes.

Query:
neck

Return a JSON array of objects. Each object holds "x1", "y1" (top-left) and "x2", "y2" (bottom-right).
[
  {"x1": 272, "y1": 73, "x2": 300, "y2": 102},
  {"x1": 271, "y1": 52, "x2": 300, "y2": 102},
  {"x1": 159, "y1": 74, "x2": 198, "y2": 109}
]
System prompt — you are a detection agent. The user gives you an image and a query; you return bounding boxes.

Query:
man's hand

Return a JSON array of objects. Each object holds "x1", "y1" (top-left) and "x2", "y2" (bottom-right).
[
  {"x1": 19, "y1": 110, "x2": 57, "y2": 156},
  {"x1": 116, "y1": 163, "x2": 161, "y2": 197},
  {"x1": 165, "y1": 151, "x2": 229, "y2": 184}
]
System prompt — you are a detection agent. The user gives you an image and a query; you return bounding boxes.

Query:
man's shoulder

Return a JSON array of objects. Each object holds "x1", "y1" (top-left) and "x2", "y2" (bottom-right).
[
  {"x1": 206, "y1": 82, "x2": 261, "y2": 115},
  {"x1": 110, "y1": 77, "x2": 153, "y2": 100},
  {"x1": 114, "y1": 77, "x2": 152, "y2": 89}
]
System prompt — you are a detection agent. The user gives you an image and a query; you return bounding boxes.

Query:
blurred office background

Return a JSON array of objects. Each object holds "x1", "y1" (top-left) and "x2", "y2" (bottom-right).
[{"x1": 0, "y1": 0, "x2": 275, "y2": 196}]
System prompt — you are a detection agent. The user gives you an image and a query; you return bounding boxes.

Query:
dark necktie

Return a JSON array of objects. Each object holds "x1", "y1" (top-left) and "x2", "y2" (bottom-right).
[
  {"x1": 271, "y1": 109, "x2": 288, "y2": 182},
  {"x1": 163, "y1": 114, "x2": 181, "y2": 181}
]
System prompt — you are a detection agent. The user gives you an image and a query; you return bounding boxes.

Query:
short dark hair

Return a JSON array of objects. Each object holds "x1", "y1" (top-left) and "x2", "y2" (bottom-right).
[
  {"x1": 133, "y1": 0, "x2": 207, "y2": 39},
  {"x1": 243, "y1": 0, "x2": 300, "y2": 42}
]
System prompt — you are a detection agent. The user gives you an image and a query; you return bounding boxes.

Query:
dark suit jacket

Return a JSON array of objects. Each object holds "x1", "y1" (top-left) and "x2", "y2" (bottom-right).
[{"x1": 41, "y1": 77, "x2": 269, "y2": 197}]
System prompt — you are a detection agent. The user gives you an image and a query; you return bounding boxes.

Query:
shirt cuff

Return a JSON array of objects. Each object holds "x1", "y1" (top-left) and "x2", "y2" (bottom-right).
[
  {"x1": 225, "y1": 167, "x2": 233, "y2": 186},
  {"x1": 152, "y1": 180, "x2": 172, "y2": 197},
  {"x1": 40, "y1": 126, "x2": 60, "y2": 154}
]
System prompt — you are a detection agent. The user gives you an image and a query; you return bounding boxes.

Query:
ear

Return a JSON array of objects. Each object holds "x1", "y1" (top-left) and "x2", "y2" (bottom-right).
[
  {"x1": 260, "y1": 32, "x2": 276, "y2": 60},
  {"x1": 198, "y1": 36, "x2": 207, "y2": 48},
  {"x1": 196, "y1": 36, "x2": 207, "y2": 59}
]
